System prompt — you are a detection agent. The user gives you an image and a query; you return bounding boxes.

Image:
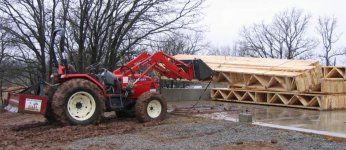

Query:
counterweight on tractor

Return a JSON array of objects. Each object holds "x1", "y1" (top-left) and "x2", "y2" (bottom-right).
[{"x1": 4, "y1": 29, "x2": 213, "y2": 125}]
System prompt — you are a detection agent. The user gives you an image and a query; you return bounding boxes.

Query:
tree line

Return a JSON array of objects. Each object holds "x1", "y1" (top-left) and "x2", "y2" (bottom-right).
[
  {"x1": 232, "y1": 8, "x2": 345, "y2": 66},
  {"x1": 0, "y1": 3, "x2": 344, "y2": 97},
  {"x1": 0, "y1": 0, "x2": 206, "y2": 89}
]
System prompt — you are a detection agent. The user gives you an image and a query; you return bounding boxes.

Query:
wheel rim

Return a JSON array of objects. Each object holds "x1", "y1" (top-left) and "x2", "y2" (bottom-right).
[
  {"x1": 67, "y1": 91, "x2": 96, "y2": 121},
  {"x1": 147, "y1": 100, "x2": 162, "y2": 118}
]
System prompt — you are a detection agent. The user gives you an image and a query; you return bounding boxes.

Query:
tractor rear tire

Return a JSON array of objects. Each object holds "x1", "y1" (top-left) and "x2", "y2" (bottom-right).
[
  {"x1": 44, "y1": 85, "x2": 57, "y2": 123},
  {"x1": 52, "y1": 79, "x2": 105, "y2": 125},
  {"x1": 135, "y1": 92, "x2": 167, "y2": 122}
]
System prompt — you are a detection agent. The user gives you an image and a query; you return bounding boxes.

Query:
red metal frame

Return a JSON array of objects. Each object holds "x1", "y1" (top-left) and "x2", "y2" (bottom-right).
[
  {"x1": 60, "y1": 74, "x2": 108, "y2": 95},
  {"x1": 113, "y1": 52, "x2": 194, "y2": 80},
  {"x1": 56, "y1": 51, "x2": 195, "y2": 99}
]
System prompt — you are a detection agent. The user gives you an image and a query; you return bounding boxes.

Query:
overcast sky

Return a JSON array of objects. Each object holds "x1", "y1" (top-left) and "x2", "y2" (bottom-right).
[{"x1": 201, "y1": 0, "x2": 346, "y2": 50}]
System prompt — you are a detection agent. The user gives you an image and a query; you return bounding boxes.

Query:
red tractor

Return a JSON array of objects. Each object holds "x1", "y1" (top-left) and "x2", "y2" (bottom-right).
[{"x1": 4, "y1": 29, "x2": 213, "y2": 125}]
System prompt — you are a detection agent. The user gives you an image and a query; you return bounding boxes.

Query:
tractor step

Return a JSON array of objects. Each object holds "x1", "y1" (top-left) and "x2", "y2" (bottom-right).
[{"x1": 107, "y1": 95, "x2": 124, "y2": 110}]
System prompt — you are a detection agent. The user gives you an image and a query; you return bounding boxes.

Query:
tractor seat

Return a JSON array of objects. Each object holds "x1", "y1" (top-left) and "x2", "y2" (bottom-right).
[{"x1": 67, "y1": 64, "x2": 77, "y2": 73}]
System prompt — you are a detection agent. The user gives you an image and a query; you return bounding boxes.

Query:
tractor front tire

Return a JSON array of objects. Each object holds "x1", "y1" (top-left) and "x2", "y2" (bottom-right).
[
  {"x1": 135, "y1": 92, "x2": 167, "y2": 122},
  {"x1": 52, "y1": 79, "x2": 105, "y2": 125}
]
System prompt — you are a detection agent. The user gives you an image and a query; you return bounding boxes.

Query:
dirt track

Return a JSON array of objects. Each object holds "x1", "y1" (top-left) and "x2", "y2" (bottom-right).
[
  {"x1": 0, "y1": 110, "x2": 156, "y2": 149},
  {"x1": 1, "y1": 107, "x2": 346, "y2": 150}
]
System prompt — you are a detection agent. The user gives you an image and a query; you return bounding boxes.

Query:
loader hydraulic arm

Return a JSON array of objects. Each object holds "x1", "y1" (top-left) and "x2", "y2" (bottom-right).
[{"x1": 113, "y1": 52, "x2": 211, "y2": 81}]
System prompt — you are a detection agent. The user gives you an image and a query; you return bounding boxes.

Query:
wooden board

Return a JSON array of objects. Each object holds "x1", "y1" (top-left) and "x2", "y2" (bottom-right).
[
  {"x1": 322, "y1": 66, "x2": 346, "y2": 79},
  {"x1": 175, "y1": 55, "x2": 319, "y2": 68},
  {"x1": 309, "y1": 67, "x2": 346, "y2": 94},
  {"x1": 319, "y1": 95, "x2": 346, "y2": 110},
  {"x1": 211, "y1": 88, "x2": 346, "y2": 110},
  {"x1": 320, "y1": 79, "x2": 346, "y2": 93}
]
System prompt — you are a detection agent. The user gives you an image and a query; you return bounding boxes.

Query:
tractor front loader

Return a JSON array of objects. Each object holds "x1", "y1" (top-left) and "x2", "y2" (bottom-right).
[{"x1": 4, "y1": 29, "x2": 213, "y2": 125}]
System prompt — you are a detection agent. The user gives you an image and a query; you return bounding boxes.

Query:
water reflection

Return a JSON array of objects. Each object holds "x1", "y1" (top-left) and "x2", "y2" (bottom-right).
[{"x1": 197, "y1": 102, "x2": 346, "y2": 134}]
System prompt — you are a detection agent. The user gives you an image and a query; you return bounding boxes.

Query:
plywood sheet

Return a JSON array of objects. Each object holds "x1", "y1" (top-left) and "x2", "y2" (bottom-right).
[{"x1": 175, "y1": 54, "x2": 320, "y2": 76}]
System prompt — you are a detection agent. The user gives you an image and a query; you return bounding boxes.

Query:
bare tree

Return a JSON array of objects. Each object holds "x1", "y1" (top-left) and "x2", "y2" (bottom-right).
[
  {"x1": 0, "y1": 21, "x2": 8, "y2": 65},
  {"x1": 0, "y1": 20, "x2": 9, "y2": 103},
  {"x1": 207, "y1": 45, "x2": 232, "y2": 56},
  {"x1": 0, "y1": 0, "x2": 60, "y2": 81},
  {"x1": 238, "y1": 8, "x2": 318, "y2": 59},
  {"x1": 149, "y1": 32, "x2": 209, "y2": 55},
  {"x1": 61, "y1": 0, "x2": 205, "y2": 71},
  {"x1": 239, "y1": 23, "x2": 280, "y2": 58},
  {"x1": 0, "y1": 0, "x2": 205, "y2": 87},
  {"x1": 230, "y1": 41, "x2": 251, "y2": 57},
  {"x1": 316, "y1": 16, "x2": 343, "y2": 66}
]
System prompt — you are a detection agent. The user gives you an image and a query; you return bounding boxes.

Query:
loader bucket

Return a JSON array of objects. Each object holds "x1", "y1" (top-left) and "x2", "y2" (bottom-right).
[
  {"x1": 182, "y1": 59, "x2": 214, "y2": 80},
  {"x1": 4, "y1": 83, "x2": 48, "y2": 114}
]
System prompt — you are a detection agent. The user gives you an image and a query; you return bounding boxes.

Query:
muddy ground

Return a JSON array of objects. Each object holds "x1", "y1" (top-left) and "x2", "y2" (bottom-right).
[{"x1": 1, "y1": 107, "x2": 346, "y2": 150}]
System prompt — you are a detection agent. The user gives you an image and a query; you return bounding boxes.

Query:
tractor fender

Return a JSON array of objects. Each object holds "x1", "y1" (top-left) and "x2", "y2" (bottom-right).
[{"x1": 60, "y1": 74, "x2": 107, "y2": 96}]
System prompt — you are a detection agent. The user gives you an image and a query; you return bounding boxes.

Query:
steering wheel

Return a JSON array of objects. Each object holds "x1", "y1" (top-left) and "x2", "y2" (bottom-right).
[
  {"x1": 86, "y1": 62, "x2": 101, "y2": 74},
  {"x1": 119, "y1": 66, "x2": 135, "y2": 76},
  {"x1": 86, "y1": 62, "x2": 101, "y2": 70}
]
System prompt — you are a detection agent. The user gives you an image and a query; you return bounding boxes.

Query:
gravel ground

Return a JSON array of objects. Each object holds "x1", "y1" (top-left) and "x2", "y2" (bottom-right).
[
  {"x1": 1, "y1": 105, "x2": 346, "y2": 150},
  {"x1": 69, "y1": 115, "x2": 346, "y2": 150}
]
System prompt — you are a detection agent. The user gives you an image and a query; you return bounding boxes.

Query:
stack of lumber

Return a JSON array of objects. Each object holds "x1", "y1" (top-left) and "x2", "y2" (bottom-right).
[
  {"x1": 175, "y1": 55, "x2": 322, "y2": 92},
  {"x1": 319, "y1": 66, "x2": 346, "y2": 93},
  {"x1": 174, "y1": 55, "x2": 346, "y2": 110}
]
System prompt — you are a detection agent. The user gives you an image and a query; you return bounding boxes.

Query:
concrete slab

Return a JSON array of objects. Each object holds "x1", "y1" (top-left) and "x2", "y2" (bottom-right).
[
  {"x1": 239, "y1": 113, "x2": 252, "y2": 123},
  {"x1": 168, "y1": 100, "x2": 346, "y2": 137},
  {"x1": 160, "y1": 88, "x2": 210, "y2": 101}
]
